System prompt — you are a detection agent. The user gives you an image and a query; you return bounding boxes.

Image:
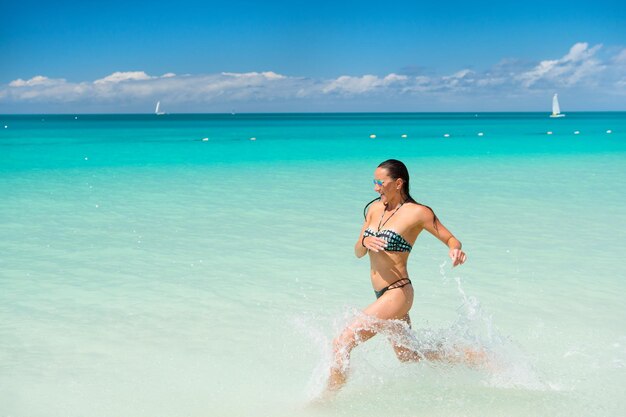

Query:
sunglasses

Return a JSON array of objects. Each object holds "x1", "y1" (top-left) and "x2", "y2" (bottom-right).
[{"x1": 373, "y1": 179, "x2": 385, "y2": 186}]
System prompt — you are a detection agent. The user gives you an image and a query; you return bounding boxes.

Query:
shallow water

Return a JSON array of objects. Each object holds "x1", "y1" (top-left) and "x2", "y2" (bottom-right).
[{"x1": 1, "y1": 113, "x2": 625, "y2": 416}]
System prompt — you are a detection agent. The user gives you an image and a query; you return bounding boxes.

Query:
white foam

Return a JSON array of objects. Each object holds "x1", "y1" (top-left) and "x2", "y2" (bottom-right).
[
  {"x1": 606, "y1": 129, "x2": 612, "y2": 134},
  {"x1": 439, "y1": 268, "x2": 548, "y2": 390},
  {"x1": 563, "y1": 349, "x2": 589, "y2": 358},
  {"x1": 291, "y1": 315, "x2": 334, "y2": 401},
  {"x1": 478, "y1": 132, "x2": 484, "y2": 136},
  {"x1": 547, "y1": 131, "x2": 553, "y2": 135},
  {"x1": 574, "y1": 130, "x2": 580, "y2": 135},
  {"x1": 401, "y1": 134, "x2": 408, "y2": 138},
  {"x1": 443, "y1": 133, "x2": 450, "y2": 138},
  {"x1": 369, "y1": 134, "x2": 377, "y2": 139},
  {"x1": 296, "y1": 270, "x2": 550, "y2": 400}
]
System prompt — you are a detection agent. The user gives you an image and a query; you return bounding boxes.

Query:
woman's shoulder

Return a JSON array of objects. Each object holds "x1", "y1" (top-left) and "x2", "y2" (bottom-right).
[
  {"x1": 365, "y1": 200, "x2": 384, "y2": 218},
  {"x1": 368, "y1": 200, "x2": 385, "y2": 211},
  {"x1": 404, "y1": 202, "x2": 435, "y2": 219}
]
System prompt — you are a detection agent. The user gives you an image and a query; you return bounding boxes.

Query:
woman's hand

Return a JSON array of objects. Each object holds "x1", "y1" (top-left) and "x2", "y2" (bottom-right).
[
  {"x1": 363, "y1": 236, "x2": 387, "y2": 253},
  {"x1": 449, "y1": 248, "x2": 467, "y2": 267}
]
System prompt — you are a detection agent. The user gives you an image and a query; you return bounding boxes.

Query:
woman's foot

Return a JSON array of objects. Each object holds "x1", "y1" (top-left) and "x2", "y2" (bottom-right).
[
  {"x1": 463, "y1": 347, "x2": 488, "y2": 365},
  {"x1": 327, "y1": 367, "x2": 347, "y2": 391}
]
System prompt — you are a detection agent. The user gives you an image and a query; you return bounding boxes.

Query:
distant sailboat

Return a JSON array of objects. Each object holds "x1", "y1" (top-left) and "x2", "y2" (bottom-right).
[
  {"x1": 155, "y1": 101, "x2": 165, "y2": 115},
  {"x1": 550, "y1": 94, "x2": 565, "y2": 118}
]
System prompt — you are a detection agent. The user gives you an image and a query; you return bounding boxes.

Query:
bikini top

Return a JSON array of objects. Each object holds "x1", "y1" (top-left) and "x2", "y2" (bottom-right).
[
  {"x1": 364, "y1": 200, "x2": 412, "y2": 252},
  {"x1": 363, "y1": 228, "x2": 413, "y2": 252}
]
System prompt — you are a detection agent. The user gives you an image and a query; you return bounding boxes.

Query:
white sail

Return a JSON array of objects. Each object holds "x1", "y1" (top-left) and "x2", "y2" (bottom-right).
[
  {"x1": 155, "y1": 101, "x2": 164, "y2": 115},
  {"x1": 550, "y1": 94, "x2": 565, "y2": 118},
  {"x1": 552, "y1": 94, "x2": 560, "y2": 115}
]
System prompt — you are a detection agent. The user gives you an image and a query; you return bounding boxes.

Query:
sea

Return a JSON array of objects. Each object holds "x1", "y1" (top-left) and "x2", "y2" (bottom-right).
[{"x1": 1, "y1": 112, "x2": 625, "y2": 417}]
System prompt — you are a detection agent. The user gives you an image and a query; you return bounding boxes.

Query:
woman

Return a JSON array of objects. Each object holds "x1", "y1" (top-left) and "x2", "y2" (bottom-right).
[{"x1": 327, "y1": 159, "x2": 468, "y2": 391}]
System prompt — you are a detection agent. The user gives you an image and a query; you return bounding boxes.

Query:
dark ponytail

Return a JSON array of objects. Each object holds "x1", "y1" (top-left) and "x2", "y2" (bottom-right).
[
  {"x1": 363, "y1": 159, "x2": 439, "y2": 231},
  {"x1": 362, "y1": 196, "x2": 381, "y2": 219}
]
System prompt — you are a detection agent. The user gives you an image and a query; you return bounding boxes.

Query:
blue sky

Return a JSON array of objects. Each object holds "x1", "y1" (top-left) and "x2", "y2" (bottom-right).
[{"x1": 1, "y1": 0, "x2": 625, "y2": 112}]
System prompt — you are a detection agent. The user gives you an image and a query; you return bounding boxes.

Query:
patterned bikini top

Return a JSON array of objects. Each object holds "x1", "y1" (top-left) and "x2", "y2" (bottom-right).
[{"x1": 364, "y1": 228, "x2": 413, "y2": 252}]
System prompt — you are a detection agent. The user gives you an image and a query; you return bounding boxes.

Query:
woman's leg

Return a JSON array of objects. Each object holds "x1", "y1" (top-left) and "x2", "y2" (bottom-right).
[
  {"x1": 390, "y1": 314, "x2": 425, "y2": 362},
  {"x1": 327, "y1": 286, "x2": 413, "y2": 391},
  {"x1": 327, "y1": 319, "x2": 378, "y2": 390},
  {"x1": 389, "y1": 314, "x2": 489, "y2": 366}
]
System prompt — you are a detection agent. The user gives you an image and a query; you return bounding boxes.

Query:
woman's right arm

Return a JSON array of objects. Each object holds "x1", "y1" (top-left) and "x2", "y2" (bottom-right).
[
  {"x1": 354, "y1": 221, "x2": 370, "y2": 258},
  {"x1": 354, "y1": 203, "x2": 387, "y2": 258}
]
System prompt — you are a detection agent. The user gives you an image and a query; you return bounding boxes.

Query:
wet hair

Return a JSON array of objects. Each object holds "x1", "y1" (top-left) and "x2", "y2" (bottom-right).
[{"x1": 363, "y1": 159, "x2": 439, "y2": 231}]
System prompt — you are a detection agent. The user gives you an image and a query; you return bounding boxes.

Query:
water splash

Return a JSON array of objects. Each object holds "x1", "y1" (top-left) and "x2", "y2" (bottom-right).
[
  {"x1": 292, "y1": 313, "x2": 335, "y2": 401},
  {"x1": 438, "y1": 262, "x2": 549, "y2": 390},
  {"x1": 295, "y1": 267, "x2": 552, "y2": 404}
]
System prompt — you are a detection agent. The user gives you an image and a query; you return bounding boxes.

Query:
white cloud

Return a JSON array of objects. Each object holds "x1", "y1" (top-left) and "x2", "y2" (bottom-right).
[
  {"x1": 383, "y1": 73, "x2": 408, "y2": 83},
  {"x1": 476, "y1": 77, "x2": 506, "y2": 87},
  {"x1": 94, "y1": 71, "x2": 153, "y2": 84},
  {"x1": 443, "y1": 69, "x2": 473, "y2": 80},
  {"x1": 324, "y1": 75, "x2": 373, "y2": 94},
  {"x1": 322, "y1": 73, "x2": 408, "y2": 94},
  {"x1": 221, "y1": 71, "x2": 286, "y2": 80},
  {"x1": 9, "y1": 75, "x2": 61, "y2": 87},
  {"x1": 2, "y1": 43, "x2": 624, "y2": 109},
  {"x1": 440, "y1": 69, "x2": 475, "y2": 89},
  {"x1": 611, "y1": 48, "x2": 626, "y2": 66},
  {"x1": 414, "y1": 76, "x2": 430, "y2": 84},
  {"x1": 517, "y1": 42, "x2": 605, "y2": 88}
]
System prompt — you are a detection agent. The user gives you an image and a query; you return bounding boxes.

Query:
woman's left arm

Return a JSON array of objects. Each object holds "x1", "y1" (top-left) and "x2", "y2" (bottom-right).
[{"x1": 418, "y1": 207, "x2": 467, "y2": 267}]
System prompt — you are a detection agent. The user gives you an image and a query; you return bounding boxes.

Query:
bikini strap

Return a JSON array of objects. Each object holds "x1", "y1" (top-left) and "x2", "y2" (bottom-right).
[
  {"x1": 386, "y1": 278, "x2": 412, "y2": 290},
  {"x1": 377, "y1": 200, "x2": 405, "y2": 231}
]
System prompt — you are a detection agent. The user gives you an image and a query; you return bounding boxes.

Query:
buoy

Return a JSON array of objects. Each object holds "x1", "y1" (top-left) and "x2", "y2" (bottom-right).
[
  {"x1": 606, "y1": 130, "x2": 612, "y2": 134},
  {"x1": 249, "y1": 137, "x2": 256, "y2": 141},
  {"x1": 477, "y1": 132, "x2": 484, "y2": 136},
  {"x1": 3, "y1": 125, "x2": 7, "y2": 129},
  {"x1": 574, "y1": 131, "x2": 580, "y2": 135},
  {"x1": 547, "y1": 131, "x2": 553, "y2": 135},
  {"x1": 443, "y1": 133, "x2": 450, "y2": 138},
  {"x1": 401, "y1": 134, "x2": 408, "y2": 138},
  {"x1": 369, "y1": 134, "x2": 376, "y2": 139},
  {"x1": 84, "y1": 157, "x2": 89, "y2": 160},
  {"x1": 202, "y1": 138, "x2": 209, "y2": 141}
]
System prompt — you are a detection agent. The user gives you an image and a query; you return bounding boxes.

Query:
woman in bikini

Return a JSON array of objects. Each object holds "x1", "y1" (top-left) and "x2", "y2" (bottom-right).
[{"x1": 327, "y1": 159, "x2": 469, "y2": 391}]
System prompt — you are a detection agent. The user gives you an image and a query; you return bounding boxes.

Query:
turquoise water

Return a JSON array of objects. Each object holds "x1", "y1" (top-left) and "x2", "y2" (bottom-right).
[{"x1": 1, "y1": 113, "x2": 625, "y2": 417}]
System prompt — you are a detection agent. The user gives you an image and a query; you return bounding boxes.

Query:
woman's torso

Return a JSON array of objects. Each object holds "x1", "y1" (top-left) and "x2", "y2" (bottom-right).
[{"x1": 366, "y1": 201, "x2": 424, "y2": 289}]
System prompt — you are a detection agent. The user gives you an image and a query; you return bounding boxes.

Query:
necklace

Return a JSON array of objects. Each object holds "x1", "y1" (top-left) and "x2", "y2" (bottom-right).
[{"x1": 377, "y1": 200, "x2": 405, "y2": 231}]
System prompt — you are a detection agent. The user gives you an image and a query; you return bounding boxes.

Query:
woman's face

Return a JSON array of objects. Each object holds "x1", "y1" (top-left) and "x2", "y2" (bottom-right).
[{"x1": 373, "y1": 167, "x2": 401, "y2": 204}]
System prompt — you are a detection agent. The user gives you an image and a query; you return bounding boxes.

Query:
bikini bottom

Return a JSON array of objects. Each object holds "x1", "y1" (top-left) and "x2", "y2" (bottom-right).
[{"x1": 374, "y1": 278, "x2": 412, "y2": 299}]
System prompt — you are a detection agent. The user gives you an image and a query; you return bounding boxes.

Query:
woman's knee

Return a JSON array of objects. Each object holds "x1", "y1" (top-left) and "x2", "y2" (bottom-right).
[
  {"x1": 333, "y1": 330, "x2": 356, "y2": 353},
  {"x1": 333, "y1": 325, "x2": 375, "y2": 353}
]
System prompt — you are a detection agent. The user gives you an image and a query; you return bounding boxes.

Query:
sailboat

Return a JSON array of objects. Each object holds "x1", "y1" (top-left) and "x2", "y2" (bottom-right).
[
  {"x1": 155, "y1": 101, "x2": 165, "y2": 115},
  {"x1": 550, "y1": 94, "x2": 565, "y2": 118}
]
